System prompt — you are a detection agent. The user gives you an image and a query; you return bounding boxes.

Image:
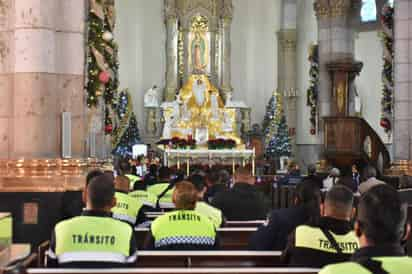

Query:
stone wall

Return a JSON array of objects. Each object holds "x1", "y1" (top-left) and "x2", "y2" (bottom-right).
[{"x1": 0, "y1": 0, "x2": 86, "y2": 159}]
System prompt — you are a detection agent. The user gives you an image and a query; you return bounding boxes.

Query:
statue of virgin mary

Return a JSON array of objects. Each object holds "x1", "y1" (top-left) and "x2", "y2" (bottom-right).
[{"x1": 191, "y1": 32, "x2": 207, "y2": 74}]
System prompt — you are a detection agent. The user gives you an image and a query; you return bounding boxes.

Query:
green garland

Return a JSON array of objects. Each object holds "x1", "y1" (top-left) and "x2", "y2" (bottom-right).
[
  {"x1": 306, "y1": 44, "x2": 319, "y2": 135},
  {"x1": 85, "y1": 0, "x2": 119, "y2": 135}
]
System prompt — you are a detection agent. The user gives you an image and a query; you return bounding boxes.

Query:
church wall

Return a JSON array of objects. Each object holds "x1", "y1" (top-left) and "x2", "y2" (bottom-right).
[
  {"x1": 116, "y1": 0, "x2": 166, "y2": 131},
  {"x1": 231, "y1": 0, "x2": 281, "y2": 125}
]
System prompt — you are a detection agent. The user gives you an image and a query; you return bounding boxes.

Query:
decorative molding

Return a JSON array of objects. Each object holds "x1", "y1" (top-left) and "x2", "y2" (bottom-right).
[
  {"x1": 165, "y1": 0, "x2": 178, "y2": 20},
  {"x1": 277, "y1": 29, "x2": 297, "y2": 51},
  {"x1": 313, "y1": 0, "x2": 352, "y2": 19}
]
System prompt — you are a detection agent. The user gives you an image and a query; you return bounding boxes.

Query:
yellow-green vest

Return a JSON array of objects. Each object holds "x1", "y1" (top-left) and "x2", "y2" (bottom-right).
[
  {"x1": 126, "y1": 174, "x2": 141, "y2": 190},
  {"x1": 151, "y1": 210, "x2": 216, "y2": 248},
  {"x1": 147, "y1": 183, "x2": 174, "y2": 206},
  {"x1": 54, "y1": 215, "x2": 133, "y2": 264},
  {"x1": 320, "y1": 257, "x2": 412, "y2": 274},
  {"x1": 112, "y1": 192, "x2": 142, "y2": 225},
  {"x1": 129, "y1": 190, "x2": 156, "y2": 208},
  {"x1": 195, "y1": 201, "x2": 223, "y2": 227},
  {"x1": 295, "y1": 225, "x2": 359, "y2": 254}
]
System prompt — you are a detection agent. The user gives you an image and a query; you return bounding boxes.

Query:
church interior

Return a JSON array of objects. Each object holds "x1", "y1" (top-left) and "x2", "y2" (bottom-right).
[{"x1": 1, "y1": 0, "x2": 412, "y2": 273}]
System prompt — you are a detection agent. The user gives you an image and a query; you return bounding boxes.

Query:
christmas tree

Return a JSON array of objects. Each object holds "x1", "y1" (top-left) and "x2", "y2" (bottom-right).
[
  {"x1": 262, "y1": 93, "x2": 277, "y2": 134},
  {"x1": 265, "y1": 93, "x2": 292, "y2": 159},
  {"x1": 112, "y1": 89, "x2": 141, "y2": 157}
]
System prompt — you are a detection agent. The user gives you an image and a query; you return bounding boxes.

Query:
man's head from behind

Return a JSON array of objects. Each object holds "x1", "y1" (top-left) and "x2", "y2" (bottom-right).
[
  {"x1": 189, "y1": 174, "x2": 206, "y2": 200},
  {"x1": 118, "y1": 158, "x2": 132, "y2": 176},
  {"x1": 294, "y1": 180, "x2": 321, "y2": 217},
  {"x1": 356, "y1": 184, "x2": 410, "y2": 246},
  {"x1": 172, "y1": 181, "x2": 198, "y2": 210},
  {"x1": 234, "y1": 166, "x2": 254, "y2": 185},
  {"x1": 86, "y1": 169, "x2": 104, "y2": 186},
  {"x1": 114, "y1": 175, "x2": 130, "y2": 193},
  {"x1": 83, "y1": 174, "x2": 116, "y2": 212},
  {"x1": 322, "y1": 185, "x2": 354, "y2": 221}
]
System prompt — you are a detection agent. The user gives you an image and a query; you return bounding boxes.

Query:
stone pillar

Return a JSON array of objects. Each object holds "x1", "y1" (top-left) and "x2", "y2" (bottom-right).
[
  {"x1": 164, "y1": 2, "x2": 179, "y2": 102},
  {"x1": 393, "y1": 0, "x2": 412, "y2": 161},
  {"x1": 314, "y1": 0, "x2": 355, "y2": 129},
  {"x1": 209, "y1": 27, "x2": 218, "y2": 86},
  {"x1": 220, "y1": 17, "x2": 232, "y2": 98},
  {"x1": 0, "y1": 0, "x2": 86, "y2": 159}
]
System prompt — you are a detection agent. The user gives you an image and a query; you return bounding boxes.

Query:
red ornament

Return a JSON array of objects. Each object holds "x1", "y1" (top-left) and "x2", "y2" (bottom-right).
[
  {"x1": 99, "y1": 71, "x2": 110, "y2": 84},
  {"x1": 380, "y1": 118, "x2": 391, "y2": 130},
  {"x1": 310, "y1": 128, "x2": 316, "y2": 135},
  {"x1": 105, "y1": 124, "x2": 113, "y2": 134}
]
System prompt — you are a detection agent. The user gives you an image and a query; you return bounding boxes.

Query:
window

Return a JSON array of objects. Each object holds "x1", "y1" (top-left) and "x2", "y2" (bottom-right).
[{"x1": 361, "y1": 0, "x2": 377, "y2": 22}]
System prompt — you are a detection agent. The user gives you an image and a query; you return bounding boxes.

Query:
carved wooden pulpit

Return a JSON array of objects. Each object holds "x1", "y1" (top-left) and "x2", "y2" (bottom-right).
[{"x1": 324, "y1": 60, "x2": 390, "y2": 172}]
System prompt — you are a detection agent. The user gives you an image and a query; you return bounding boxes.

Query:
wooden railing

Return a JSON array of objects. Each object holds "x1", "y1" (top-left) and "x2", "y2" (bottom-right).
[{"x1": 324, "y1": 117, "x2": 390, "y2": 172}]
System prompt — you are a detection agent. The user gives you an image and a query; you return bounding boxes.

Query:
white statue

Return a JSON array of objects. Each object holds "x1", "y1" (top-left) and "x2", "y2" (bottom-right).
[
  {"x1": 161, "y1": 101, "x2": 179, "y2": 139},
  {"x1": 222, "y1": 110, "x2": 234, "y2": 132},
  {"x1": 144, "y1": 85, "x2": 159, "y2": 107},
  {"x1": 210, "y1": 93, "x2": 219, "y2": 120},
  {"x1": 192, "y1": 79, "x2": 206, "y2": 106},
  {"x1": 225, "y1": 92, "x2": 233, "y2": 107}
]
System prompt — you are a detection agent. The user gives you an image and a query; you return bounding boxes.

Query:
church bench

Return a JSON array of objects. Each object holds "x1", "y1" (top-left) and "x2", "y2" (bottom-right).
[
  {"x1": 26, "y1": 268, "x2": 319, "y2": 274},
  {"x1": 135, "y1": 228, "x2": 257, "y2": 250},
  {"x1": 134, "y1": 251, "x2": 282, "y2": 267},
  {"x1": 224, "y1": 221, "x2": 266, "y2": 228}
]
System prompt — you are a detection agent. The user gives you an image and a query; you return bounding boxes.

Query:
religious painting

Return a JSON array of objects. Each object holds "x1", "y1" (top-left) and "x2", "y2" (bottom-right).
[{"x1": 189, "y1": 15, "x2": 210, "y2": 75}]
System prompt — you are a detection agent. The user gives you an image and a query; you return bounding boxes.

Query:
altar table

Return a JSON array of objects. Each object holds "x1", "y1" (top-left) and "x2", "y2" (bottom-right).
[{"x1": 157, "y1": 146, "x2": 255, "y2": 176}]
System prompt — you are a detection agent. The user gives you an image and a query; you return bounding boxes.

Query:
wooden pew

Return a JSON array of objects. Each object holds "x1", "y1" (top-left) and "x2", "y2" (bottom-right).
[
  {"x1": 224, "y1": 221, "x2": 265, "y2": 228},
  {"x1": 26, "y1": 268, "x2": 320, "y2": 274},
  {"x1": 135, "y1": 251, "x2": 282, "y2": 267},
  {"x1": 135, "y1": 228, "x2": 257, "y2": 250}
]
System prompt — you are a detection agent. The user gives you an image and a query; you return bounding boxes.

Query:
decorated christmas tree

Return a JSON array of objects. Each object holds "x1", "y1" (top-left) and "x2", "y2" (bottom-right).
[
  {"x1": 265, "y1": 93, "x2": 291, "y2": 159},
  {"x1": 112, "y1": 89, "x2": 141, "y2": 157},
  {"x1": 262, "y1": 93, "x2": 277, "y2": 134}
]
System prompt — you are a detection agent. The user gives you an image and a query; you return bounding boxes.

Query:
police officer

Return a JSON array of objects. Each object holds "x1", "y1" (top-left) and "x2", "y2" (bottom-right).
[
  {"x1": 282, "y1": 185, "x2": 358, "y2": 268},
  {"x1": 118, "y1": 158, "x2": 142, "y2": 191},
  {"x1": 111, "y1": 175, "x2": 143, "y2": 226},
  {"x1": 189, "y1": 174, "x2": 223, "y2": 227},
  {"x1": 320, "y1": 184, "x2": 412, "y2": 274},
  {"x1": 47, "y1": 174, "x2": 137, "y2": 267},
  {"x1": 146, "y1": 181, "x2": 219, "y2": 250}
]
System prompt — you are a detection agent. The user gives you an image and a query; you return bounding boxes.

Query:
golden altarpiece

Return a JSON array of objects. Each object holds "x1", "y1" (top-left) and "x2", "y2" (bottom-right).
[{"x1": 143, "y1": 0, "x2": 251, "y2": 145}]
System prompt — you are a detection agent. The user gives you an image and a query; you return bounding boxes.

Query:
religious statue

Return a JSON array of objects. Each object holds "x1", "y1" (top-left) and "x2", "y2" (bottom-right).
[{"x1": 144, "y1": 85, "x2": 159, "y2": 107}]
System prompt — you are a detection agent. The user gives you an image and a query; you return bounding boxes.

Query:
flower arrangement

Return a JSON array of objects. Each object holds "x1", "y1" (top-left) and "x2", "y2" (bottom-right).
[
  {"x1": 207, "y1": 139, "x2": 237, "y2": 150},
  {"x1": 157, "y1": 138, "x2": 197, "y2": 149}
]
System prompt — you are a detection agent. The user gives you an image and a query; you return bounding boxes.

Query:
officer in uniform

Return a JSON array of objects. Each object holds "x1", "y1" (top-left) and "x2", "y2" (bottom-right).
[
  {"x1": 47, "y1": 174, "x2": 137, "y2": 267},
  {"x1": 146, "y1": 181, "x2": 219, "y2": 250},
  {"x1": 282, "y1": 185, "x2": 358, "y2": 268},
  {"x1": 118, "y1": 158, "x2": 142, "y2": 191},
  {"x1": 111, "y1": 175, "x2": 143, "y2": 226},
  {"x1": 320, "y1": 184, "x2": 412, "y2": 274},
  {"x1": 189, "y1": 174, "x2": 223, "y2": 227}
]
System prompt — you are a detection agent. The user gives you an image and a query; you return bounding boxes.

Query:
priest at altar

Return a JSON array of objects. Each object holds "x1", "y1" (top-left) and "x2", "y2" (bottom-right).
[{"x1": 161, "y1": 74, "x2": 240, "y2": 144}]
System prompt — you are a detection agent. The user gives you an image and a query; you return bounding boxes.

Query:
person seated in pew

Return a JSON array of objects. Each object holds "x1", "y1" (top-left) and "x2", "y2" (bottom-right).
[
  {"x1": 320, "y1": 184, "x2": 412, "y2": 274},
  {"x1": 111, "y1": 175, "x2": 142, "y2": 226},
  {"x1": 47, "y1": 174, "x2": 137, "y2": 268},
  {"x1": 61, "y1": 169, "x2": 105, "y2": 220},
  {"x1": 204, "y1": 168, "x2": 229, "y2": 204},
  {"x1": 149, "y1": 169, "x2": 185, "y2": 209},
  {"x1": 143, "y1": 164, "x2": 158, "y2": 186},
  {"x1": 281, "y1": 185, "x2": 358, "y2": 268},
  {"x1": 129, "y1": 179, "x2": 157, "y2": 225},
  {"x1": 212, "y1": 166, "x2": 267, "y2": 221},
  {"x1": 146, "y1": 181, "x2": 219, "y2": 250},
  {"x1": 118, "y1": 158, "x2": 142, "y2": 191},
  {"x1": 189, "y1": 174, "x2": 224, "y2": 227},
  {"x1": 249, "y1": 180, "x2": 321, "y2": 250}
]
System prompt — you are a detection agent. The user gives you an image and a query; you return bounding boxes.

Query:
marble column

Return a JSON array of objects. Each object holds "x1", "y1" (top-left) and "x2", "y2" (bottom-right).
[
  {"x1": 393, "y1": 0, "x2": 412, "y2": 161},
  {"x1": 164, "y1": 11, "x2": 179, "y2": 102},
  {"x1": 220, "y1": 17, "x2": 233, "y2": 98},
  {"x1": 0, "y1": 0, "x2": 86, "y2": 159}
]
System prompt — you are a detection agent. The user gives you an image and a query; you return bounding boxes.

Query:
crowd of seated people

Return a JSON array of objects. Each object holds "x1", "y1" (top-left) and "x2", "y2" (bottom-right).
[{"x1": 43, "y1": 158, "x2": 412, "y2": 273}]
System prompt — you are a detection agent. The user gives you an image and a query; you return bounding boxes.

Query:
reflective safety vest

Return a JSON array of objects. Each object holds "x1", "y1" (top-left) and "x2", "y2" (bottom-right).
[
  {"x1": 195, "y1": 201, "x2": 222, "y2": 228},
  {"x1": 53, "y1": 216, "x2": 135, "y2": 264},
  {"x1": 295, "y1": 225, "x2": 359, "y2": 254},
  {"x1": 147, "y1": 183, "x2": 174, "y2": 207},
  {"x1": 319, "y1": 257, "x2": 412, "y2": 274},
  {"x1": 129, "y1": 190, "x2": 156, "y2": 208},
  {"x1": 112, "y1": 192, "x2": 142, "y2": 225},
  {"x1": 151, "y1": 210, "x2": 216, "y2": 249},
  {"x1": 126, "y1": 174, "x2": 142, "y2": 190}
]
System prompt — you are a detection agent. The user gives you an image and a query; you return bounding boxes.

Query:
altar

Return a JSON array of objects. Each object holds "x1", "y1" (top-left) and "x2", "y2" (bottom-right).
[{"x1": 158, "y1": 146, "x2": 256, "y2": 176}]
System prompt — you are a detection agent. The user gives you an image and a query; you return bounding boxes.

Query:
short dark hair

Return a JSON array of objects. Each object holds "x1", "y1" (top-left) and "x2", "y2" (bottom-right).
[
  {"x1": 173, "y1": 181, "x2": 197, "y2": 210},
  {"x1": 325, "y1": 185, "x2": 354, "y2": 214},
  {"x1": 86, "y1": 169, "x2": 104, "y2": 186},
  {"x1": 358, "y1": 184, "x2": 408, "y2": 244},
  {"x1": 118, "y1": 158, "x2": 132, "y2": 175},
  {"x1": 307, "y1": 164, "x2": 317, "y2": 175},
  {"x1": 189, "y1": 174, "x2": 205, "y2": 192},
  {"x1": 206, "y1": 169, "x2": 220, "y2": 185},
  {"x1": 149, "y1": 164, "x2": 158, "y2": 176},
  {"x1": 294, "y1": 180, "x2": 321, "y2": 221},
  {"x1": 158, "y1": 166, "x2": 171, "y2": 180},
  {"x1": 87, "y1": 174, "x2": 115, "y2": 209}
]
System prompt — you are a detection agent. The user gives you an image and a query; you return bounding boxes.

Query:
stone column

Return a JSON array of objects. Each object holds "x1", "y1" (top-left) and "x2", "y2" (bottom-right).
[
  {"x1": 314, "y1": 0, "x2": 354, "y2": 129},
  {"x1": 209, "y1": 26, "x2": 218, "y2": 86},
  {"x1": 164, "y1": 2, "x2": 179, "y2": 102},
  {"x1": 0, "y1": 0, "x2": 86, "y2": 159},
  {"x1": 393, "y1": 0, "x2": 412, "y2": 161},
  {"x1": 220, "y1": 17, "x2": 232, "y2": 98}
]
